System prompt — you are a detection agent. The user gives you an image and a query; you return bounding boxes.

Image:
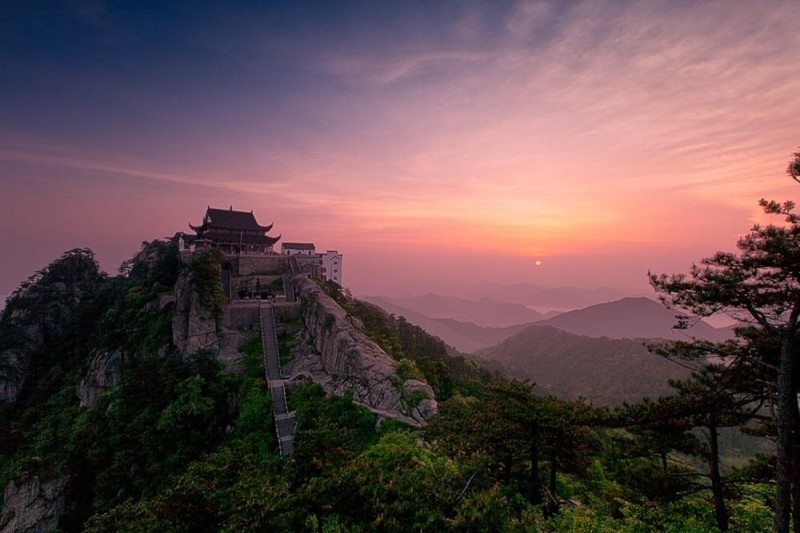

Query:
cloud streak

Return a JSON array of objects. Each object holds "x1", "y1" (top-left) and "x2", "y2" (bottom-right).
[{"x1": 2, "y1": 0, "x2": 800, "y2": 294}]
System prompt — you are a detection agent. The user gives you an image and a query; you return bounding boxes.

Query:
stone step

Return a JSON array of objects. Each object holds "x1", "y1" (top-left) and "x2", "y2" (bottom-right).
[
  {"x1": 279, "y1": 439, "x2": 294, "y2": 456},
  {"x1": 272, "y1": 386, "x2": 288, "y2": 414},
  {"x1": 276, "y1": 416, "x2": 294, "y2": 435}
]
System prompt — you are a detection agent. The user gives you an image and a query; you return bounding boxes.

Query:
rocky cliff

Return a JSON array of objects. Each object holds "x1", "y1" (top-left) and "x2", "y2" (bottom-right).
[
  {"x1": 0, "y1": 475, "x2": 66, "y2": 533},
  {"x1": 172, "y1": 268, "x2": 256, "y2": 373},
  {"x1": 0, "y1": 249, "x2": 103, "y2": 419},
  {"x1": 76, "y1": 350, "x2": 123, "y2": 408},
  {"x1": 289, "y1": 277, "x2": 436, "y2": 424},
  {"x1": 172, "y1": 269, "x2": 221, "y2": 358}
]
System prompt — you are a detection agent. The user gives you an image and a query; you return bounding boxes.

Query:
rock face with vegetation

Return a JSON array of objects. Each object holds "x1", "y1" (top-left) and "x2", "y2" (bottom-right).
[
  {"x1": 172, "y1": 270, "x2": 220, "y2": 357},
  {"x1": 0, "y1": 475, "x2": 66, "y2": 533},
  {"x1": 0, "y1": 249, "x2": 103, "y2": 418},
  {"x1": 76, "y1": 350, "x2": 123, "y2": 408},
  {"x1": 292, "y1": 276, "x2": 436, "y2": 423},
  {"x1": 0, "y1": 244, "x2": 184, "y2": 531},
  {"x1": 0, "y1": 347, "x2": 28, "y2": 416}
]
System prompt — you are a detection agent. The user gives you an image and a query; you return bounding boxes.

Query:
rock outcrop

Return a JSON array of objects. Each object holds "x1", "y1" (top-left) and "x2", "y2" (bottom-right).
[
  {"x1": 290, "y1": 277, "x2": 436, "y2": 424},
  {"x1": 1, "y1": 250, "x2": 100, "y2": 417},
  {"x1": 402, "y1": 378, "x2": 438, "y2": 420},
  {"x1": 77, "y1": 350, "x2": 123, "y2": 408},
  {"x1": 0, "y1": 349, "x2": 31, "y2": 412},
  {"x1": 0, "y1": 310, "x2": 47, "y2": 413},
  {"x1": 0, "y1": 475, "x2": 67, "y2": 533},
  {"x1": 172, "y1": 271, "x2": 220, "y2": 357}
]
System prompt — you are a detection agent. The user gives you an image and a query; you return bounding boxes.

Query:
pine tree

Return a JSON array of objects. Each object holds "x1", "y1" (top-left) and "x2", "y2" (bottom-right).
[{"x1": 649, "y1": 150, "x2": 800, "y2": 532}]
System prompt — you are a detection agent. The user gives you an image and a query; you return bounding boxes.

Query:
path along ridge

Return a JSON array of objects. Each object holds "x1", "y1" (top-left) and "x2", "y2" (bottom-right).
[{"x1": 260, "y1": 302, "x2": 295, "y2": 457}]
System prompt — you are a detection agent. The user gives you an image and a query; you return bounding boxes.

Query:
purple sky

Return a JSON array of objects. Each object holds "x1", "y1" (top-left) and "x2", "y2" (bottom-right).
[{"x1": 2, "y1": 1, "x2": 800, "y2": 298}]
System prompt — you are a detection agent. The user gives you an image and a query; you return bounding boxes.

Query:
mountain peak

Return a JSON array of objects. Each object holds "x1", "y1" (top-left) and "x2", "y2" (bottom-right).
[{"x1": 539, "y1": 297, "x2": 731, "y2": 341}]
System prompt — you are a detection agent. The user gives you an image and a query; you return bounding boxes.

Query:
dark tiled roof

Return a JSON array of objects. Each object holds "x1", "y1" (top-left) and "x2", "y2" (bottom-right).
[
  {"x1": 192, "y1": 207, "x2": 273, "y2": 232},
  {"x1": 282, "y1": 242, "x2": 315, "y2": 250}
]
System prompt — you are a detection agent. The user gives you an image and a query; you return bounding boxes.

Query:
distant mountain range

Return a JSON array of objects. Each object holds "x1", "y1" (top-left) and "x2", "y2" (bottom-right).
[
  {"x1": 363, "y1": 293, "x2": 733, "y2": 354},
  {"x1": 361, "y1": 291, "x2": 738, "y2": 404},
  {"x1": 459, "y1": 283, "x2": 642, "y2": 310},
  {"x1": 475, "y1": 325, "x2": 689, "y2": 405},
  {"x1": 538, "y1": 297, "x2": 733, "y2": 342},
  {"x1": 361, "y1": 296, "x2": 532, "y2": 353},
  {"x1": 362, "y1": 293, "x2": 548, "y2": 327}
]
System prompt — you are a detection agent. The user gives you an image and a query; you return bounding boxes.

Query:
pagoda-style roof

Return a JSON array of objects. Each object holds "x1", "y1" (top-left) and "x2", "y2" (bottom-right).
[{"x1": 190, "y1": 206, "x2": 274, "y2": 234}]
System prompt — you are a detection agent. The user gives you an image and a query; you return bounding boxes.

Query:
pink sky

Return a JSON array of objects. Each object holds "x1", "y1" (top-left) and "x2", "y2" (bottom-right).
[{"x1": 1, "y1": 1, "x2": 800, "y2": 298}]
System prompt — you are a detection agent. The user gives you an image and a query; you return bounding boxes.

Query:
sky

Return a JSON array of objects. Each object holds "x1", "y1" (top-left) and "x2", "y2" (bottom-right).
[{"x1": 2, "y1": 0, "x2": 800, "y2": 298}]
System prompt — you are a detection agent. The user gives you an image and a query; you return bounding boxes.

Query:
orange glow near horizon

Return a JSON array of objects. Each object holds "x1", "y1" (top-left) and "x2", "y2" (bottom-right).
[{"x1": 1, "y1": 1, "x2": 800, "y2": 296}]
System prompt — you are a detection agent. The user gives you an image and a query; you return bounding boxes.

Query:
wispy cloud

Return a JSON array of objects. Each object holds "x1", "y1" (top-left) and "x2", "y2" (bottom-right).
[
  {"x1": 0, "y1": 145, "x2": 262, "y2": 193},
  {"x1": 3, "y1": 0, "x2": 799, "y2": 293}
]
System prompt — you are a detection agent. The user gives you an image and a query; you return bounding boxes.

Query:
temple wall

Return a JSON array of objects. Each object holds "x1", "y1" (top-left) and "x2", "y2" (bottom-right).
[
  {"x1": 235, "y1": 255, "x2": 288, "y2": 276},
  {"x1": 223, "y1": 305, "x2": 261, "y2": 330}
]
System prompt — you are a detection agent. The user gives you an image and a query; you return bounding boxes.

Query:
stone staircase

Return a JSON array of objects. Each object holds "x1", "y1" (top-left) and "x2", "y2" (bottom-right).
[
  {"x1": 288, "y1": 255, "x2": 301, "y2": 274},
  {"x1": 260, "y1": 302, "x2": 295, "y2": 457}
]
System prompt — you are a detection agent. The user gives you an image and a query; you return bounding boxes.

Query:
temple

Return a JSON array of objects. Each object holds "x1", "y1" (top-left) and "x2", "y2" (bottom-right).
[
  {"x1": 177, "y1": 206, "x2": 342, "y2": 287},
  {"x1": 180, "y1": 206, "x2": 281, "y2": 255}
]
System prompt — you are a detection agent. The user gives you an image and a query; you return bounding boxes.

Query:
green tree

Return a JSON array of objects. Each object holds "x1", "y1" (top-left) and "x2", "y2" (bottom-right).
[
  {"x1": 646, "y1": 364, "x2": 763, "y2": 531},
  {"x1": 426, "y1": 380, "x2": 595, "y2": 512},
  {"x1": 649, "y1": 150, "x2": 800, "y2": 532}
]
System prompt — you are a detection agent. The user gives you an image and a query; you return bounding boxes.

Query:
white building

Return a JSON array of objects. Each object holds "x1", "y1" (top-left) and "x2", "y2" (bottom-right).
[
  {"x1": 282, "y1": 242, "x2": 316, "y2": 256},
  {"x1": 320, "y1": 250, "x2": 343, "y2": 285}
]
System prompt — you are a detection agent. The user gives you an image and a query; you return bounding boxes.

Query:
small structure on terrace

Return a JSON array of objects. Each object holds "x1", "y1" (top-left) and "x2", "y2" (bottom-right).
[{"x1": 282, "y1": 242, "x2": 316, "y2": 256}]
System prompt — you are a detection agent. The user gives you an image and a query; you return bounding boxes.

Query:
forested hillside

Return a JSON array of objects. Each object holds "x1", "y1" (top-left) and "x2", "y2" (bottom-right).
[
  {"x1": 0, "y1": 243, "x2": 779, "y2": 531},
  {"x1": 476, "y1": 325, "x2": 689, "y2": 404},
  {"x1": 362, "y1": 295, "x2": 532, "y2": 352},
  {"x1": 537, "y1": 297, "x2": 732, "y2": 341}
]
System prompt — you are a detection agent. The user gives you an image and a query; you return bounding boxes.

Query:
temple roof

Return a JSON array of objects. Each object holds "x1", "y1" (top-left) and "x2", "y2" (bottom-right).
[{"x1": 190, "y1": 207, "x2": 274, "y2": 233}]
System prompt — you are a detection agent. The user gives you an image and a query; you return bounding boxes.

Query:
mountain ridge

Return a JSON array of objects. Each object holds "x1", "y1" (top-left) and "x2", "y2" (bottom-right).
[
  {"x1": 538, "y1": 296, "x2": 733, "y2": 341},
  {"x1": 361, "y1": 293, "x2": 545, "y2": 328},
  {"x1": 460, "y1": 283, "x2": 643, "y2": 309},
  {"x1": 476, "y1": 324, "x2": 690, "y2": 404},
  {"x1": 361, "y1": 296, "x2": 535, "y2": 352}
]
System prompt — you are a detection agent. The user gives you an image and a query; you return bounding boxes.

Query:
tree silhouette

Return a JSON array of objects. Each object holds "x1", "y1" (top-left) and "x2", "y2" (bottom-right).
[{"x1": 649, "y1": 151, "x2": 800, "y2": 532}]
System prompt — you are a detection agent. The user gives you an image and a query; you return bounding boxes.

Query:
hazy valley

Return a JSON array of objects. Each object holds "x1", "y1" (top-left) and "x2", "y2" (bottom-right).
[{"x1": 360, "y1": 290, "x2": 733, "y2": 405}]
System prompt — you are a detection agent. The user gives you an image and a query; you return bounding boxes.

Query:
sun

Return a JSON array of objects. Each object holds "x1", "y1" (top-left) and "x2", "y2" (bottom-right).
[{"x1": 535, "y1": 260, "x2": 542, "y2": 266}]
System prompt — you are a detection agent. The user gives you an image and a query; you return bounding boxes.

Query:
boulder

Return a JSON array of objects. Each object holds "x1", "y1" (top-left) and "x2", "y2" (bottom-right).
[{"x1": 402, "y1": 379, "x2": 438, "y2": 420}]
